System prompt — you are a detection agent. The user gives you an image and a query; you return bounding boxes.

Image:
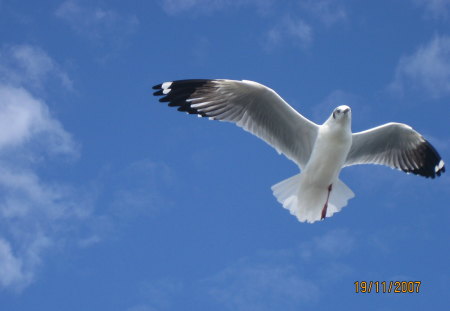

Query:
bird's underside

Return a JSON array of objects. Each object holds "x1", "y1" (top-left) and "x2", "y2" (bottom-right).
[{"x1": 153, "y1": 79, "x2": 446, "y2": 223}]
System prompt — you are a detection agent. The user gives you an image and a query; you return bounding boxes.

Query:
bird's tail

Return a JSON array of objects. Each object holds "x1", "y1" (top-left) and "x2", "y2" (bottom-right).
[{"x1": 271, "y1": 174, "x2": 355, "y2": 223}]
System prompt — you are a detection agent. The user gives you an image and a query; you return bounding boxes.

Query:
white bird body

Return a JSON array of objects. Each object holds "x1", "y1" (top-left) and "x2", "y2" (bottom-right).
[
  {"x1": 273, "y1": 106, "x2": 354, "y2": 222},
  {"x1": 304, "y1": 110, "x2": 352, "y2": 187},
  {"x1": 153, "y1": 79, "x2": 445, "y2": 223}
]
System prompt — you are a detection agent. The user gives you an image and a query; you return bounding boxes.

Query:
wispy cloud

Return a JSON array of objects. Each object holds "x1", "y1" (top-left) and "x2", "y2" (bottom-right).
[
  {"x1": 0, "y1": 45, "x2": 77, "y2": 159},
  {"x1": 389, "y1": 35, "x2": 450, "y2": 99},
  {"x1": 264, "y1": 1, "x2": 347, "y2": 51},
  {"x1": 109, "y1": 160, "x2": 175, "y2": 220},
  {"x1": 0, "y1": 40, "x2": 177, "y2": 292},
  {"x1": 124, "y1": 229, "x2": 355, "y2": 310},
  {"x1": 202, "y1": 228, "x2": 355, "y2": 310},
  {"x1": 0, "y1": 237, "x2": 33, "y2": 290},
  {"x1": 160, "y1": 1, "x2": 346, "y2": 53},
  {"x1": 413, "y1": 0, "x2": 450, "y2": 19},
  {"x1": 160, "y1": 0, "x2": 272, "y2": 15},
  {"x1": 300, "y1": 0, "x2": 347, "y2": 26},
  {"x1": 0, "y1": 45, "x2": 73, "y2": 91},
  {"x1": 265, "y1": 16, "x2": 313, "y2": 51},
  {"x1": 312, "y1": 228, "x2": 355, "y2": 256},
  {"x1": 0, "y1": 167, "x2": 92, "y2": 291},
  {"x1": 0, "y1": 85, "x2": 77, "y2": 155},
  {"x1": 0, "y1": 45, "x2": 86, "y2": 291},
  {"x1": 298, "y1": 228, "x2": 355, "y2": 261},
  {"x1": 206, "y1": 264, "x2": 319, "y2": 311},
  {"x1": 126, "y1": 277, "x2": 185, "y2": 311},
  {"x1": 55, "y1": 0, "x2": 138, "y2": 42}
]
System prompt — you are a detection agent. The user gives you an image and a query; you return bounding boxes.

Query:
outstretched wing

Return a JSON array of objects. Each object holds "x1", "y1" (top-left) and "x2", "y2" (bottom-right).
[
  {"x1": 345, "y1": 122, "x2": 445, "y2": 178},
  {"x1": 152, "y1": 79, "x2": 319, "y2": 168}
]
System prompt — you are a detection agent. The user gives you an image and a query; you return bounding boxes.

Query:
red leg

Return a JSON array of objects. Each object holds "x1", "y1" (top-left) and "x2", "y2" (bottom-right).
[{"x1": 321, "y1": 184, "x2": 333, "y2": 220}]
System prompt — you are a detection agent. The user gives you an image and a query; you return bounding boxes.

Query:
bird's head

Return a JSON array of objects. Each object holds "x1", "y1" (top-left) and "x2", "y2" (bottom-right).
[{"x1": 332, "y1": 105, "x2": 351, "y2": 121}]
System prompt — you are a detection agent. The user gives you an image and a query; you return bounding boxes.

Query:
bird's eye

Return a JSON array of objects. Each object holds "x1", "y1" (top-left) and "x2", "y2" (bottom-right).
[{"x1": 336, "y1": 109, "x2": 341, "y2": 113}]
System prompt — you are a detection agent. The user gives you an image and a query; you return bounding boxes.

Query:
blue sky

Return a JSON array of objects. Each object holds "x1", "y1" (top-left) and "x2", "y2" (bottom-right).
[{"x1": 0, "y1": 0, "x2": 449, "y2": 310}]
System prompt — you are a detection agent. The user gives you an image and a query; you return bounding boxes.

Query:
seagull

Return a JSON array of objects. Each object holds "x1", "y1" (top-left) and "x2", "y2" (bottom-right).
[{"x1": 152, "y1": 79, "x2": 445, "y2": 223}]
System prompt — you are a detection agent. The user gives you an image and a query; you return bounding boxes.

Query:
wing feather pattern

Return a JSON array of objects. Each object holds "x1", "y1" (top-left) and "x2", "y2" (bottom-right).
[
  {"x1": 153, "y1": 79, "x2": 318, "y2": 167},
  {"x1": 345, "y1": 122, "x2": 445, "y2": 178}
]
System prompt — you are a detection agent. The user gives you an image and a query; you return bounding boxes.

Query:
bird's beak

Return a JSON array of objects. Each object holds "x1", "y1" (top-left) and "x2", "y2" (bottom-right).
[{"x1": 343, "y1": 108, "x2": 350, "y2": 114}]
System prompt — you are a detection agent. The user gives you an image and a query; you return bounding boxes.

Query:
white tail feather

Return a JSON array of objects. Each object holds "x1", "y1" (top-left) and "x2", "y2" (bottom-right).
[{"x1": 271, "y1": 174, "x2": 355, "y2": 223}]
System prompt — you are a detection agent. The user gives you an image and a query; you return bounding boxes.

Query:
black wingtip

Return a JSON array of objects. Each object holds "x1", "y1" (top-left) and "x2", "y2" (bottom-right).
[
  {"x1": 152, "y1": 79, "x2": 216, "y2": 118},
  {"x1": 409, "y1": 140, "x2": 445, "y2": 178}
]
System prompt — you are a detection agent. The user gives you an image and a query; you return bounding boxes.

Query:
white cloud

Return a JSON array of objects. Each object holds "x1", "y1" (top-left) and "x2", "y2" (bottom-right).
[
  {"x1": 55, "y1": 0, "x2": 138, "y2": 42},
  {"x1": 300, "y1": 0, "x2": 347, "y2": 26},
  {"x1": 0, "y1": 168, "x2": 80, "y2": 220},
  {"x1": 265, "y1": 16, "x2": 312, "y2": 51},
  {"x1": 160, "y1": 0, "x2": 272, "y2": 15},
  {"x1": 0, "y1": 85, "x2": 77, "y2": 155},
  {"x1": 390, "y1": 35, "x2": 450, "y2": 99},
  {"x1": 0, "y1": 230, "x2": 52, "y2": 290},
  {"x1": 0, "y1": 238, "x2": 31, "y2": 290},
  {"x1": 0, "y1": 44, "x2": 87, "y2": 291},
  {"x1": 0, "y1": 152, "x2": 90, "y2": 292},
  {"x1": 0, "y1": 43, "x2": 172, "y2": 292},
  {"x1": 414, "y1": 0, "x2": 450, "y2": 19},
  {"x1": 0, "y1": 45, "x2": 72, "y2": 91}
]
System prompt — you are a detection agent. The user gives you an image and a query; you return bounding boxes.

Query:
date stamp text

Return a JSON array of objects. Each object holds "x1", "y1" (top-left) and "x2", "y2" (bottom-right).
[{"x1": 354, "y1": 281, "x2": 421, "y2": 293}]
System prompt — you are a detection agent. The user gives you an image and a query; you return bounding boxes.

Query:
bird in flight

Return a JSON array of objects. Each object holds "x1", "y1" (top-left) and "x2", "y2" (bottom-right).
[{"x1": 152, "y1": 79, "x2": 445, "y2": 223}]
